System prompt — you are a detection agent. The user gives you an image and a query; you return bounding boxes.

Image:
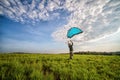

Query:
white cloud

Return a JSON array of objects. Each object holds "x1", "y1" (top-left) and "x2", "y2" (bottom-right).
[
  {"x1": 1, "y1": 0, "x2": 10, "y2": 6},
  {"x1": 0, "y1": 0, "x2": 120, "y2": 45},
  {"x1": 0, "y1": 0, "x2": 65, "y2": 24},
  {"x1": 52, "y1": 0, "x2": 120, "y2": 44}
]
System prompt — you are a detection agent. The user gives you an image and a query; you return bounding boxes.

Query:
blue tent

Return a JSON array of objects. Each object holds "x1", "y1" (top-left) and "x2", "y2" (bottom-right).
[{"x1": 67, "y1": 27, "x2": 83, "y2": 38}]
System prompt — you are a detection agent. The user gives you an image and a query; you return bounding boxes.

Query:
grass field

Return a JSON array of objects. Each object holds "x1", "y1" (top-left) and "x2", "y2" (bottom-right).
[{"x1": 0, "y1": 53, "x2": 120, "y2": 80}]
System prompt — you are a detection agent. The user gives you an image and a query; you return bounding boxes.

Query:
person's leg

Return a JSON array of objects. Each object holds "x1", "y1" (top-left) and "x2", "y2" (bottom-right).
[
  {"x1": 71, "y1": 51, "x2": 73, "y2": 56},
  {"x1": 70, "y1": 51, "x2": 73, "y2": 59}
]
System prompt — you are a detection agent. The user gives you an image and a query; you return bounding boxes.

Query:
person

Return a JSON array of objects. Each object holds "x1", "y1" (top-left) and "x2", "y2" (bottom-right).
[{"x1": 68, "y1": 40, "x2": 73, "y2": 59}]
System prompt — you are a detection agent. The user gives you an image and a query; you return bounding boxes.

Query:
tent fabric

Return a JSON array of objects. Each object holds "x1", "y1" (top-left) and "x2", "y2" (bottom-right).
[{"x1": 67, "y1": 27, "x2": 83, "y2": 38}]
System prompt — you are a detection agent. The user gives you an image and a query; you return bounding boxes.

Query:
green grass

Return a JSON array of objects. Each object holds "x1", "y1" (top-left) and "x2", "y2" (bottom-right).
[{"x1": 0, "y1": 53, "x2": 120, "y2": 80}]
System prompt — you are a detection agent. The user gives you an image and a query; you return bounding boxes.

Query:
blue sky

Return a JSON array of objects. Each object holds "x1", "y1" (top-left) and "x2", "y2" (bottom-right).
[{"x1": 0, "y1": 0, "x2": 120, "y2": 53}]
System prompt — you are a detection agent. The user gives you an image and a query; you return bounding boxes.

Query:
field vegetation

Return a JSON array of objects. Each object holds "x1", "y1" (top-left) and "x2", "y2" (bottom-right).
[{"x1": 0, "y1": 53, "x2": 120, "y2": 80}]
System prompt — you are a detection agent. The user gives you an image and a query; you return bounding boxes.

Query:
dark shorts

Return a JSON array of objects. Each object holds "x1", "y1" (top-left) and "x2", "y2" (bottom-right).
[{"x1": 69, "y1": 47, "x2": 73, "y2": 51}]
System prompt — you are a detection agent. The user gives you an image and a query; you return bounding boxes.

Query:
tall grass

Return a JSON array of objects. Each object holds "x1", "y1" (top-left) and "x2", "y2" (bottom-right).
[{"x1": 0, "y1": 54, "x2": 120, "y2": 80}]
